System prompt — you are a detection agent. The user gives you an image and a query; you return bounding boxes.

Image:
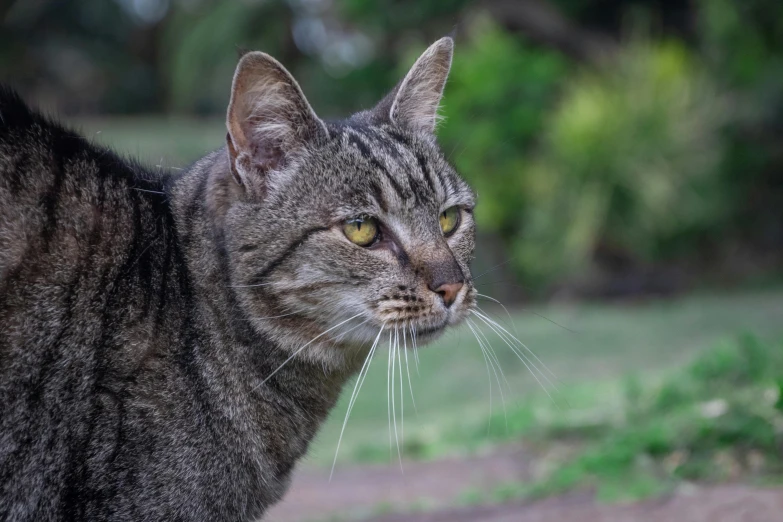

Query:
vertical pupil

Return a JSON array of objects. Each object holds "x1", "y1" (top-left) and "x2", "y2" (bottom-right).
[{"x1": 356, "y1": 221, "x2": 362, "y2": 231}]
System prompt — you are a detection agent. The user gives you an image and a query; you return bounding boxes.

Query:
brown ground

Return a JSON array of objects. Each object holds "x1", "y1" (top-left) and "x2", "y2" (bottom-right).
[{"x1": 265, "y1": 447, "x2": 783, "y2": 522}]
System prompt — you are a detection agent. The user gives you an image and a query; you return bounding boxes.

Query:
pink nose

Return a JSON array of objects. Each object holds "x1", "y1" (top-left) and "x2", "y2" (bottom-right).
[{"x1": 432, "y1": 282, "x2": 463, "y2": 308}]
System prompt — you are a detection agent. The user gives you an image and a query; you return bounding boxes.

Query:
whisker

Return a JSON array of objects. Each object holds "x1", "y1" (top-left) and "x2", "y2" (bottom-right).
[
  {"x1": 521, "y1": 309, "x2": 577, "y2": 333},
  {"x1": 396, "y1": 327, "x2": 405, "y2": 459},
  {"x1": 469, "y1": 319, "x2": 511, "y2": 393},
  {"x1": 466, "y1": 320, "x2": 507, "y2": 428},
  {"x1": 402, "y1": 323, "x2": 417, "y2": 415},
  {"x1": 331, "y1": 317, "x2": 372, "y2": 344},
  {"x1": 473, "y1": 308, "x2": 561, "y2": 385},
  {"x1": 471, "y1": 310, "x2": 565, "y2": 408},
  {"x1": 228, "y1": 282, "x2": 275, "y2": 288},
  {"x1": 475, "y1": 293, "x2": 520, "y2": 336},
  {"x1": 410, "y1": 323, "x2": 420, "y2": 373},
  {"x1": 472, "y1": 258, "x2": 514, "y2": 281},
  {"x1": 387, "y1": 330, "x2": 393, "y2": 463},
  {"x1": 467, "y1": 321, "x2": 496, "y2": 432},
  {"x1": 254, "y1": 313, "x2": 363, "y2": 389},
  {"x1": 390, "y1": 328, "x2": 403, "y2": 473},
  {"x1": 330, "y1": 325, "x2": 384, "y2": 480},
  {"x1": 475, "y1": 332, "x2": 494, "y2": 432},
  {"x1": 132, "y1": 187, "x2": 166, "y2": 195},
  {"x1": 253, "y1": 310, "x2": 301, "y2": 321}
]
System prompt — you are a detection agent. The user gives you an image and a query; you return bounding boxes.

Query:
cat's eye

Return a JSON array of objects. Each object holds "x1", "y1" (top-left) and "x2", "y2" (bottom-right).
[
  {"x1": 439, "y1": 206, "x2": 461, "y2": 236},
  {"x1": 343, "y1": 215, "x2": 380, "y2": 247}
]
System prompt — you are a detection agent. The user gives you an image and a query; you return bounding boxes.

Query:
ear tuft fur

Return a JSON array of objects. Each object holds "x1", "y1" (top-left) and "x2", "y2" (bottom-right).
[{"x1": 389, "y1": 37, "x2": 454, "y2": 133}]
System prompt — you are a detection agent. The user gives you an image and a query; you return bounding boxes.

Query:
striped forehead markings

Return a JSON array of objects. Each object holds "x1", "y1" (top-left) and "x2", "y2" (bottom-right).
[
  {"x1": 343, "y1": 128, "x2": 410, "y2": 201},
  {"x1": 342, "y1": 126, "x2": 445, "y2": 208},
  {"x1": 385, "y1": 128, "x2": 445, "y2": 197}
]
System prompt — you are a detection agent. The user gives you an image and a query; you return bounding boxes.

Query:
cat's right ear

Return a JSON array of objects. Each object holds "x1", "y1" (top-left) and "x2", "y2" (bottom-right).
[{"x1": 226, "y1": 52, "x2": 327, "y2": 196}]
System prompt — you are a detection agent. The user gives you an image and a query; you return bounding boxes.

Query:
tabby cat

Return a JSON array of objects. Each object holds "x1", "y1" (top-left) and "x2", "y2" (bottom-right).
[{"x1": 0, "y1": 37, "x2": 475, "y2": 521}]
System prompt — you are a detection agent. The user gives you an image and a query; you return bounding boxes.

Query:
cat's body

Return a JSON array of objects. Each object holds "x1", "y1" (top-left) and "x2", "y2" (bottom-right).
[
  {"x1": 0, "y1": 38, "x2": 475, "y2": 521},
  {"x1": 0, "y1": 87, "x2": 340, "y2": 520}
]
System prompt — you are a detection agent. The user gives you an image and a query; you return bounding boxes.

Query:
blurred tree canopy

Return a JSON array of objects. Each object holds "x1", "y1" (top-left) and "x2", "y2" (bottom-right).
[{"x1": 1, "y1": 0, "x2": 781, "y2": 297}]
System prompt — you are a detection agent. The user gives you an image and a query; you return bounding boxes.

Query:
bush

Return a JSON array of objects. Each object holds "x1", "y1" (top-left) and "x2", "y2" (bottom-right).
[
  {"x1": 438, "y1": 22, "x2": 733, "y2": 290},
  {"x1": 436, "y1": 16, "x2": 570, "y2": 239},
  {"x1": 516, "y1": 40, "x2": 730, "y2": 286}
]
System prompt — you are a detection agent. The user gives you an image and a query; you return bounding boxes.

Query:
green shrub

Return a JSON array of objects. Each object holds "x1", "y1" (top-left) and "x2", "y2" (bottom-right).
[
  {"x1": 438, "y1": 23, "x2": 733, "y2": 289},
  {"x1": 515, "y1": 40, "x2": 730, "y2": 285},
  {"x1": 436, "y1": 16, "x2": 570, "y2": 239}
]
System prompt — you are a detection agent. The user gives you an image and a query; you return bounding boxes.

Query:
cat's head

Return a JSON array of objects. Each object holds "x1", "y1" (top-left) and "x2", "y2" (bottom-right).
[{"x1": 218, "y1": 38, "x2": 475, "y2": 360}]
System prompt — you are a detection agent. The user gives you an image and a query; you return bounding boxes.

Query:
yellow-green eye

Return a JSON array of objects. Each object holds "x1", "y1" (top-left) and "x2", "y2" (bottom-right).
[
  {"x1": 343, "y1": 216, "x2": 379, "y2": 247},
  {"x1": 439, "y1": 206, "x2": 461, "y2": 236}
]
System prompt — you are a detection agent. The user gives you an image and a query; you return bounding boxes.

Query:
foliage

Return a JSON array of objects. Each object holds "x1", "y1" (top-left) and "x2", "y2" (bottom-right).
[
  {"x1": 521, "y1": 334, "x2": 783, "y2": 502},
  {"x1": 436, "y1": 17, "x2": 569, "y2": 238}
]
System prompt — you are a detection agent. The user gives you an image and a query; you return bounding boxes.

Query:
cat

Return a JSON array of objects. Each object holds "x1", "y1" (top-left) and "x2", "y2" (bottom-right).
[{"x1": 0, "y1": 37, "x2": 475, "y2": 521}]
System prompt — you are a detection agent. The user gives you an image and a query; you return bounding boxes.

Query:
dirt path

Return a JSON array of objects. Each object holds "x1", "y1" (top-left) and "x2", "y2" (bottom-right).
[
  {"x1": 365, "y1": 486, "x2": 783, "y2": 522},
  {"x1": 265, "y1": 447, "x2": 531, "y2": 521},
  {"x1": 265, "y1": 448, "x2": 783, "y2": 522}
]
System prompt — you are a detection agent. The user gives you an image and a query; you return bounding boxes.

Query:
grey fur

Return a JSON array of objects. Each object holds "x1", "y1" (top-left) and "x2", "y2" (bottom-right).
[{"x1": 0, "y1": 37, "x2": 475, "y2": 521}]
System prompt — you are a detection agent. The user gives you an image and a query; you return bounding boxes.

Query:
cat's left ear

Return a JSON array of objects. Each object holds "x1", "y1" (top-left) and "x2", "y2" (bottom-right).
[
  {"x1": 374, "y1": 37, "x2": 454, "y2": 133},
  {"x1": 226, "y1": 51, "x2": 327, "y2": 195}
]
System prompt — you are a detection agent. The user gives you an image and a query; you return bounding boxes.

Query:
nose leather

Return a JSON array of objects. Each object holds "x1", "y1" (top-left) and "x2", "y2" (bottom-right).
[{"x1": 431, "y1": 282, "x2": 463, "y2": 307}]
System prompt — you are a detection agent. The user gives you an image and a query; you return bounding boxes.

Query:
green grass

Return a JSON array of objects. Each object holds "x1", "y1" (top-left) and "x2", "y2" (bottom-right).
[
  {"x1": 520, "y1": 333, "x2": 783, "y2": 502},
  {"x1": 306, "y1": 289, "x2": 783, "y2": 467},
  {"x1": 452, "y1": 332, "x2": 783, "y2": 507}
]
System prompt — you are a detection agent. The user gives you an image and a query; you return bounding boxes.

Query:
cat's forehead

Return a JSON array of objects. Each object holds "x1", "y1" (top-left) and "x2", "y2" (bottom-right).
[{"x1": 309, "y1": 121, "x2": 473, "y2": 215}]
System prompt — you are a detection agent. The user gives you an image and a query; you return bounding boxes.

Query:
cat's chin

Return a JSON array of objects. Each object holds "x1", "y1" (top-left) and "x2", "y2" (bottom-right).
[{"x1": 407, "y1": 320, "x2": 449, "y2": 344}]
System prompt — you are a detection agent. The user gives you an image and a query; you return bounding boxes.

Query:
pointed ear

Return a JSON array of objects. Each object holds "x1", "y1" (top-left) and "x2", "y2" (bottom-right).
[
  {"x1": 376, "y1": 37, "x2": 454, "y2": 133},
  {"x1": 226, "y1": 51, "x2": 327, "y2": 193}
]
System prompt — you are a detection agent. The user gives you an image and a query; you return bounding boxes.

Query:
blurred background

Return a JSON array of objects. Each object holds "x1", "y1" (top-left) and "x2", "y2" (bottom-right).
[{"x1": 2, "y1": 0, "x2": 782, "y2": 520}]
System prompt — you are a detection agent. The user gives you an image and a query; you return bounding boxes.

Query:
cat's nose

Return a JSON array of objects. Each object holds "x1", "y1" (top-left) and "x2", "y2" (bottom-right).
[{"x1": 430, "y1": 281, "x2": 463, "y2": 308}]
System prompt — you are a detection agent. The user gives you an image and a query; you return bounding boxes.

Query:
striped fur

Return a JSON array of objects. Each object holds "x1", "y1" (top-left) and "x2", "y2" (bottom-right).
[{"x1": 0, "y1": 38, "x2": 475, "y2": 521}]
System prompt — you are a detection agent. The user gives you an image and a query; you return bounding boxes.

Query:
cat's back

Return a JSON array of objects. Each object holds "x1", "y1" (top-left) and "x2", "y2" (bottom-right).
[{"x1": 0, "y1": 86, "x2": 184, "y2": 520}]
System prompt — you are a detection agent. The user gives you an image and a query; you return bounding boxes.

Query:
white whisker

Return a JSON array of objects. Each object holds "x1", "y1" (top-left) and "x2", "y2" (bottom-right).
[
  {"x1": 467, "y1": 320, "x2": 507, "y2": 427},
  {"x1": 472, "y1": 258, "x2": 513, "y2": 281},
  {"x1": 473, "y1": 308, "x2": 560, "y2": 385},
  {"x1": 391, "y1": 328, "x2": 402, "y2": 473},
  {"x1": 254, "y1": 310, "x2": 301, "y2": 320},
  {"x1": 402, "y1": 323, "x2": 417, "y2": 415},
  {"x1": 471, "y1": 310, "x2": 563, "y2": 407},
  {"x1": 331, "y1": 318, "x2": 372, "y2": 344},
  {"x1": 522, "y1": 308, "x2": 577, "y2": 333},
  {"x1": 410, "y1": 323, "x2": 420, "y2": 374},
  {"x1": 254, "y1": 313, "x2": 363, "y2": 389},
  {"x1": 387, "y1": 330, "x2": 393, "y2": 462},
  {"x1": 475, "y1": 293, "x2": 520, "y2": 336},
  {"x1": 467, "y1": 321, "x2": 494, "y2": 431},
  {"x1": 396, "y1": 326, "x2": 404, "y2": 459},
  {"x1": 469, "y1": 319, "x2": 511, "y2": 393},
  {"x1": 330, "y1": 325, "x2": 384, "y2": 480}
]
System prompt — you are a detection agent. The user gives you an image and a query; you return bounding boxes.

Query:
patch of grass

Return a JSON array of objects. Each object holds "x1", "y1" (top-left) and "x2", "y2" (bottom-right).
[{"x1": 520, "y1": 333, "x2": 783, "y2": 502}]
